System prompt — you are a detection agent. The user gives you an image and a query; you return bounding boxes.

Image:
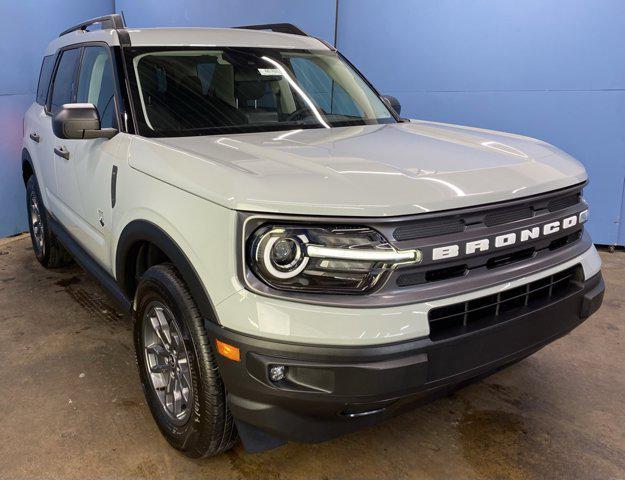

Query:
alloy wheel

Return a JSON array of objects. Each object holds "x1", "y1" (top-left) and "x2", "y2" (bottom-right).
[
  {"x1": 142, "y1": 301, "x2": 193, "y2": 425},
  {"x1": 29, "y1": 191, "x2": 44, "y2": 255}
]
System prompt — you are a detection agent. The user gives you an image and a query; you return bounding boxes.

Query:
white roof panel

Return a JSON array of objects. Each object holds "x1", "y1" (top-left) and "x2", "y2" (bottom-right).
[{"x1": 127, "y1": 27, "x2": 329, "y2": 50}]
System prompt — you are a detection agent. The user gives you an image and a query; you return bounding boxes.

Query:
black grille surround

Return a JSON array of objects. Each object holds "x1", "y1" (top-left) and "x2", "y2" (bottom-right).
[
  {"x1": 238, "y1": 183, "x2": 590, "y2": 308},
  {"x1": 394, "y1": 229, "x2": 583, "y2": 288},
  {"x1": 428, "y1": 265, "x2": 583, "y2": 340},
  {"x1": 386, "y1": 183, "x2": 587, "y2": 293}
]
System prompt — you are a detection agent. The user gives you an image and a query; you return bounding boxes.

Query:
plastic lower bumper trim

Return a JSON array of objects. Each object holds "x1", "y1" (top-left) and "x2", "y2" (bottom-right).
[{"x1": 206, "y1": 271, "x2": 604, "y2": 446}]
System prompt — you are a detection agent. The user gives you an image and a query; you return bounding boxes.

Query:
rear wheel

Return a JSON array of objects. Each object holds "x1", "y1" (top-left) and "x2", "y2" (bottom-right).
[
  {"x1": 26, "y1": 175, "x2": 72, "y2": 268},
  {"x1": 134, "y1": 263, "x2": 237, "y2": 457}
]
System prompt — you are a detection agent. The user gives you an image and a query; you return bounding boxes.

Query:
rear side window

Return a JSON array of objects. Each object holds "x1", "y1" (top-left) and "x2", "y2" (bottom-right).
[
  {"x1": 36, "y1": 55, "x2": 55, "y2": 106},
  {"x1": 49, "y1": 48, "x2": 81, "y2": 115}
]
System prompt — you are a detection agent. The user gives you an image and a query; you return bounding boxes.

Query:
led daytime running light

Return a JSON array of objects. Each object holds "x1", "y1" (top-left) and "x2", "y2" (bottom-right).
[{"x1": 306, "y1": 244, "x2": 421, "y2": 263}]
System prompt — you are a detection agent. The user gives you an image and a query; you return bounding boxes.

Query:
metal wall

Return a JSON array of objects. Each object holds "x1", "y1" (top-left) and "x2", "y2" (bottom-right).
[
  {"x1": 0, "y1": 0, "x2": 114, "y2": 237},
  {"x1": 335, "y1": 0, "x2": 625, "y2": 245},
  {"x1": 115, "y1": 0, "x2": 337, "y2": 40},
  {"x1": 2, "y1": 0, "x2": 623, "y2": 245}
]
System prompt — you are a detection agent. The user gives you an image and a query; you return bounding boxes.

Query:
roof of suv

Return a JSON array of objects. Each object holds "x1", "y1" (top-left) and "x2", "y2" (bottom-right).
[{"x1": 45, "y1": 27, "x2": 330, "y2": 55}]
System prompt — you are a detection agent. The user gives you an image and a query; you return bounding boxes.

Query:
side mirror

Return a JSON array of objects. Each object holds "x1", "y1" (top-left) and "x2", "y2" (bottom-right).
[
  {"x1": 52, "y1": 103, "x2": 117, "y2": 140},
  {"x1": 381, "y1": 95, "x2": 401, "y2": 116}
]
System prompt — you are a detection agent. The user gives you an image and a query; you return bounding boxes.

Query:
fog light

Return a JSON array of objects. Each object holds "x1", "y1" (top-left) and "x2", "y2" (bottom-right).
[{"x1": 269, "y1": 365, "x2": 286, "y2": 382}]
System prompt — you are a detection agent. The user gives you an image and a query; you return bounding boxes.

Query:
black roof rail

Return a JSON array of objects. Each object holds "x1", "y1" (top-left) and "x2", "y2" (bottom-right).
[
  {"x1": 59, "y1": 13, "x2": 126, "y2": 37},
  {"x1": 234, "y1": 23, "x2": 308, "y2": 37}
]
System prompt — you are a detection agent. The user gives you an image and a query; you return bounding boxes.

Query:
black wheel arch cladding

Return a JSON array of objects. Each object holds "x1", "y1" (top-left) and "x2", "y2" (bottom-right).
[
  {"x1": 115, "y1": 220, "x2": 220, "y2": 324},
  {"x1": 22, "y1": 148, "x2": 35, "y2": 184}
]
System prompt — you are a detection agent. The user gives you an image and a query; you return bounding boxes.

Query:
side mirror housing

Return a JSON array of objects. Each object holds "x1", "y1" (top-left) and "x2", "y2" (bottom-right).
[
  {"x1": 381, "y1": 95, "x2": 401, "y2": 116},
  {"x1": 52, "y1": 103, "x2": 117, "y2": 140}
]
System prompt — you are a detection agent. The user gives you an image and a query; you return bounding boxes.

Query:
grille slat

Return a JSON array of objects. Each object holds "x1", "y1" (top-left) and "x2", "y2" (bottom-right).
[
  {"x1": 484, "y1": 206, "x2": 533, "y2": 227},
  {"x1": 548, "y1": 194, "x2": 580, "y2": 212},
  {"x1": 394, "y1": 219, "x2": 464, "y2": 241},
  {"x1": 392, "y1": 188, "x2": 581, "y2": 241},
  {"x1": 428, "y1": 266, "x2": 580, "y2": 339}
]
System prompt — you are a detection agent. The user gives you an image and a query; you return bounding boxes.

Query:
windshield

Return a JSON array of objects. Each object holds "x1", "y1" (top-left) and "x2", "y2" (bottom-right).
[{"x1": 126, "y1": 47, "x2": 396, "y2": 137}]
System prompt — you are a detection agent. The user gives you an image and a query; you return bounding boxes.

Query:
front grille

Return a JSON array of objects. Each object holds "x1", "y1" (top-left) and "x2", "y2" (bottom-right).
[
  {"x1": 395, "y1": 227, "x2": 582, "y2": 288},
  {"x1": 427, "y1": 265, "x2": 582, "y2": 340},
  {"x1": 390, "y1": 184, "x2": 586, "y2": 290}
]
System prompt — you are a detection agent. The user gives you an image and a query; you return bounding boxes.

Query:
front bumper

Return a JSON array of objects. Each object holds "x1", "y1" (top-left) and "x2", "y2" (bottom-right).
[{"x1": 207, "y1": 271, "x2": 604, "y2": 445}]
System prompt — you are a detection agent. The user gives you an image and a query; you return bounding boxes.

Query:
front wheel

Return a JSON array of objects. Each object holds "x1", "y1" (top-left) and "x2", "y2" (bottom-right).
[{"x1": 133, "y1": 263, "x2": 237, "y2": 457}]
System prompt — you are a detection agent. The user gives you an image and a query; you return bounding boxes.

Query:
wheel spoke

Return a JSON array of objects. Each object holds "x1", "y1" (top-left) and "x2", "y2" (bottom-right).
[
  {"x1": 149, "y1": 362, "x2": 171, "y2": 374},
  {"x1": 172, "y1": 378, "x2": 183, "y2": 416},
  {"x1": 154, "y1": 307, "x2": 173, "y2": 345},
  {"x1": 177, "y1": 359, "x2": 191, "y2": 390},
  {"x1": 164, "y1": 374, "x2": 175, "y2": 411},
  {"x1": 170, "y1": 330, "x2": 182, "y2": 353},
  {"x1": 151, "y1": 373, "x2": 167, "y2": 390},
  {"x1": 150, "y1": 312, "x2": 171, "y2": 350},
  {"x1": 146, "y1": 343, "x2": 168, "y2": 357},
  {"x1": 178, "y1": 369, "x2": 191, "y2": 402}
]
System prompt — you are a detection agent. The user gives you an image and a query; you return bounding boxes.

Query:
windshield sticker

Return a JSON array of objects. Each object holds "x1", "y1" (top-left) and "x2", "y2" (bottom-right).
[{"x1": 258, "y1": 68, "x2": 282, "y2": 76}]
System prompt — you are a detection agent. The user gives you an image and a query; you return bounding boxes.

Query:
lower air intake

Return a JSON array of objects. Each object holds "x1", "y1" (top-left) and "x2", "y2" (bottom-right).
[{"x1": 427, "y1": 265, "x2": 582, "y2": 340}]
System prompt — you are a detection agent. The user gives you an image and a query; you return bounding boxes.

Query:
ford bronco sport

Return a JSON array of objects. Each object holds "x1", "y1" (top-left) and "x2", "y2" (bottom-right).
[{"x1": 22, "y1": 15, "x2": 604, "y2": 456}]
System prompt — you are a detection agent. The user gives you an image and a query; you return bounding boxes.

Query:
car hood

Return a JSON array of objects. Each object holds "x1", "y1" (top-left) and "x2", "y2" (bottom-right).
[{"x1": 128, "y1": 120, "x2": 587, "y2": 217}]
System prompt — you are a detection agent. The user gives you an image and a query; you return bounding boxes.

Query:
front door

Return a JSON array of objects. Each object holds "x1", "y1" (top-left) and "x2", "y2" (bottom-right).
[{"x1": 49, "y1": 45, "x2": 121, "y2": 269}]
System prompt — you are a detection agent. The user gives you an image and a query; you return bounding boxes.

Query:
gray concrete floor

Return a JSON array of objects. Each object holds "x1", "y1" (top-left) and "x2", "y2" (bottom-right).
[{"x1": 0, "y1": 234, "x2": 623, "y2": 480}]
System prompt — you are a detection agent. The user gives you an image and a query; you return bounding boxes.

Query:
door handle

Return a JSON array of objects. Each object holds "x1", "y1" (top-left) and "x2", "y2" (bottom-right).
[
  {"x1": 30, "y1": 132, "x2": 40, "y2": 143},
  {"x1": 54, "y1": 145, "x2": 70, "y2": 160}
]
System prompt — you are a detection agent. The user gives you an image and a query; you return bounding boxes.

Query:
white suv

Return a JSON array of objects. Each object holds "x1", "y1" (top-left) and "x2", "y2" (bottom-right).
[{"x1": 22, "y1": 15, "x2": 604, "y2": 456}]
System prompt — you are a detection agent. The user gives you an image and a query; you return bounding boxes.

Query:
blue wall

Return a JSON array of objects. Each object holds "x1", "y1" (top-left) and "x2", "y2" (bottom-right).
[
  {"x1": 0, "y1": 0, "x2": 114, "y2": 237},
  {"x1": 116, "y1": 0, "x2": 336, "y2": 41},
  {"x1": 336, "y1": 0, "x2": 625, "y2": 245},
  {"x1": 1, "y1": 0, "x2": 623, "y2": 244}
]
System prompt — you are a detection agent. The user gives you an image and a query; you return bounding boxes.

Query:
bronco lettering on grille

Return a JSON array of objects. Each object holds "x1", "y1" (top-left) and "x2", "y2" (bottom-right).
[{"x1": 432, "y1": 214, "x2": 579, "y2": 261}]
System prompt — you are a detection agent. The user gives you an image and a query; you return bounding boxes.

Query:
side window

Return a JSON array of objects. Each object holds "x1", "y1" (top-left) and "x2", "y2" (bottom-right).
[
  {"x1": 49, "y1": 48, "x2": 81, "y2": 115},
  {"x1": 36, "y1": 55, "x2": 55, "y2": 106},
  {"x1": 77, "y1": 46, "x2": 118, "y2": 129}
]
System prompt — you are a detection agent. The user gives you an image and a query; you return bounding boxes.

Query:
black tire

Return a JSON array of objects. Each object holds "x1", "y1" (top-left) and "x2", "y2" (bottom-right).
[
  {"x1": 26, "y1": 175, "x2": 73, "y2": 268},
  {"x1": 133, "y1": 263, "x2": 237, "y2": 457}
]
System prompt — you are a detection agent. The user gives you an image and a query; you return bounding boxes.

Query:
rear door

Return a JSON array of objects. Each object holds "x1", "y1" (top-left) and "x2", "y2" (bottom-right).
[{"x1": 25, "y1": 55, "x2": 57, "y2": 204}]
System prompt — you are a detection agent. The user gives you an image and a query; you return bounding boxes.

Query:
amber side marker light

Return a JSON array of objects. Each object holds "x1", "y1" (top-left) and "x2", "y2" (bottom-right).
[{"x1": 215, "y1": 339, "x2": 241, "y2": 362}]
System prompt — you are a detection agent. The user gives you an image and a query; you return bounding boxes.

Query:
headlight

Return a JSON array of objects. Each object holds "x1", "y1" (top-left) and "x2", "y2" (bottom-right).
[{"x1": 247, "y1": 225, "x2": 421, "y2": 294}]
